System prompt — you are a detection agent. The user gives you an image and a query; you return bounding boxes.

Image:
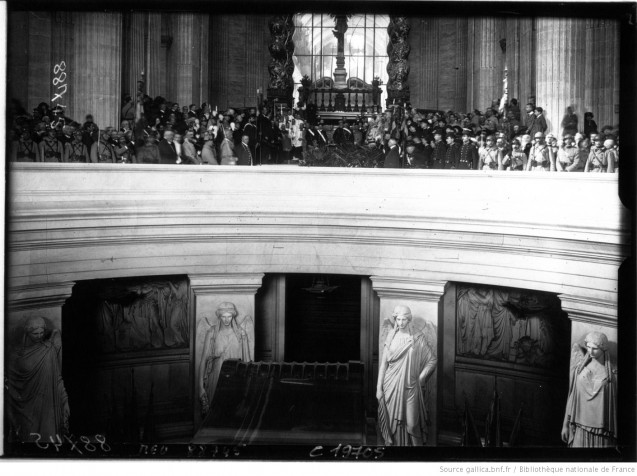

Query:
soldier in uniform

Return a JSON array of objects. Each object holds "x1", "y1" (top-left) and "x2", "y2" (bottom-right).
[
  {"x1": 545, "y1": 133, "x2": 558, "y2": 171},
  {"x1": 458, "y1": 130, "x2": 479, "y2": 170},
  {"x1": 431, "y1": 130, "x2": 447, "y2": 169},
  {"x1": 114, "y1": 132, "x2": 136, "y2": 163},
  {"x1": 90, "y1": 127, "x2": 116, "y2": 163},
  {"x1": 478, "y1": 135, "x2": 502, "y2": 171},
  {"x1": 39, "y1": 127, "x2": 64, "y2": 162},
  {"x1": 526, "y1": 132, "x2": 551, "y2": 172},
  {"x1": 584, "y1": 135, "x2": 610, "y2": 173},
  {"x1": 11, "y1": 128, "x2": 41, "y2": 162},
  {"x1": 603, "y1": 138, "x2": 618, "y2": 173},
  {"x1": 443, "y1": 132, "x2": 461, "y2": 169},
  {"x1": 556, "y1": 134, "x2": 583, "y2": 172},
  {"x1": 63, "y1": 130, "x2": 89, "y2": 163},
  {"x1": 501, "y1": 139, "x2": 527, "y2": 171},
  {"x1": 404, "y1": 141, "x2": 427, "y2": 169}
]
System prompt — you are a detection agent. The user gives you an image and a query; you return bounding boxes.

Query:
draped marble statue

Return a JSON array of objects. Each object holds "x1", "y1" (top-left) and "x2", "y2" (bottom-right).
[
  {"x1": 6, "y1": 317, "x2": 70, "y2": 442},
  {"x1": 377, "y1": 305, "x2": 437, "y2": 446},
  {"x1": 561, "y1": 332, "x2": 617, "y2": 447},
  {"x1": 197, "y1": 302, "x2": 254, "y2": 416}
]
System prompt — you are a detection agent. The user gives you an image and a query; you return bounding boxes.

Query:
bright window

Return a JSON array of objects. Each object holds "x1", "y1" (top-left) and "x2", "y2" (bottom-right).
[{"x1": 291, "y1": 13, "x2": 389, "y2": 106}]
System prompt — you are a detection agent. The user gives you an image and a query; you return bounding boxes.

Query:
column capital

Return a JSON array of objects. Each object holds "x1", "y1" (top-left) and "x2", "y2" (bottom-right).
[
  {"x1": 559, "y1": 294, "x2": 617, "y2": 328},
  {"x1": 8, "y1": 282, "x2": 75, "y2": 311},
  {"x1": 188, "y1": 273, "x2": 264, "y2": 295},
  {"x1": 370, "y1": 276, "x2": 447, "y2": 301}
]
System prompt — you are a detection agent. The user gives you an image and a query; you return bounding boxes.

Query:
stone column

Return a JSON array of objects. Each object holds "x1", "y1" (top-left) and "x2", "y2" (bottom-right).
[
  {"x1": 72, "y1": 12, "x2": 122, "y2": 129},
  {"x1": 146, "y1": 13, "x2": 162, "y2": 98},
  {"x1": 472, "y1": 17, "x2": 502, "y2": 111},
  {"x1": 51, "y1": 12, "x2": 74, "y2": 115},
  {"x1": 370, "y1": 276, "x2": 446, "y2": 446},
  {"x1": 505, "y1": 17, "x2": 536, "y2": 108},
  {"x1": 28, "y1": 12, "x2": 53, "y2": 109},
  {"x1": 535, "y1": 18, "x2": 587, "y2": 136},
  {"x1": 189, "y1": 273, "x2": 264, "y2": 428},
  {"x1": 169, "y1": 13, "x2": 207, "y2": 108},
  {"x1": 584, "y1": 19, "x2": 620, "y2": 133},
  {"x1": 122, "y1": 12, "x2": 146, "y2": 101}
]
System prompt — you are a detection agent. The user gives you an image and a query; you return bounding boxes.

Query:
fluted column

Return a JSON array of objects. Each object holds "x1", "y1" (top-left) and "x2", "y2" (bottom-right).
[
  {"x1": 72, "y1": 12, "x2": 122, "y2": 128},
  {"x1": 505, "y1": 17, "x2": 537, "y2": 109},
  {"x1": 436, "y1": 17, "x2": 468, "y2": 112},
  {"x1": 146, "y1": 13, "x2": 162, "y2": 98},
  {"x1": 28, "y1": 12, "x2": 53, "y2": 109},
  {"x1": 518, "y1": 18, "x2": 536, "y2": 106},
  {"x1": 167, "y1": 13, "x2": 209, "y2": 109},
  {"x1": 584, "y1": 19, "x2": 620, "y2": 132},
  {"x1": 189, "y1": 273, "x2": 263, "y2": 428},
  {"x1": 415, "y1": 16, "x2": 438, "y2": 109},
  {"x1": 536, "y1": 18, "x2": 587, "y2": 136},
  {"x1": 122, "y1": 12, "x2": 146, "y2": 100},
  {"x1": 50, "y1": 13, "x2": 74, "y2": 115},
  {"x1": 472, "y1": 17, "x2": 502, "y2": 110},
  {"x1": 370, "y1": 276, "x2": 446, "y2": 446}
]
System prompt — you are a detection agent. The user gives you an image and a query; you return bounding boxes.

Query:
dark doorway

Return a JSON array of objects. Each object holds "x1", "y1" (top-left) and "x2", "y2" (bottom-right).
[{"x1": 284, "y1": 274, "x2": 361, "y2": 363}]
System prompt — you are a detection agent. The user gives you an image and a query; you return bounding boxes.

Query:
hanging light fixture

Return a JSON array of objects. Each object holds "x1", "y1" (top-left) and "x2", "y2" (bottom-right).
[{"x1": 302, "y1": 275, "x2": 339, "y2": 294}]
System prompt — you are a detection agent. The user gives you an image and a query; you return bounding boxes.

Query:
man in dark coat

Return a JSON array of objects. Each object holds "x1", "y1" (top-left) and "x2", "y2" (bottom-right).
[
  {"x1": 384, "y1": 138, "x2": 401, "y2": 168},
  {"x1": 404, "y1": 142, "x2": 427, "y2": 168},
  {"x1": 458, "y1": 130, "x2": 479, "y2": 170},
  {"x1": 256, "y1": 106, "x2": 275, "y2": 163},
  {"x1": 236, "y1": 134, "x2": 254, "y2": 166},
  {"x1": 158, "y1": 129, "x2": 178, "y2": 164},
  {"x1": 431, "y1": 130, "x2": 447, "y2": 169}
]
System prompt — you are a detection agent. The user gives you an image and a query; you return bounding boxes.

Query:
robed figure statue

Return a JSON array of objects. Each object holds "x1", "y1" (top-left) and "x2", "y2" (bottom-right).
[
  {"x1": 6, "y1": 316, "x2": 70, "y2": 442},
  {"x1": 561, "y1": 331, "x2": 617, "y2": 447},
  {"x1": 376, "y1": 305, "x2": 437, "y2": 446}
]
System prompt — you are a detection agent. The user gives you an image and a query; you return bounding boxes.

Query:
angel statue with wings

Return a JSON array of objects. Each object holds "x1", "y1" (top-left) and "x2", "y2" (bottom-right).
[
  {"x1": 197, "y1": 302, "x2": 254, "y2": 416},
  {"x1": 561, "y1": 331, "x2": 617, "y2": 447},
  {"x1": 377, "y1": 305, "x2": 437, "y2": 446}
]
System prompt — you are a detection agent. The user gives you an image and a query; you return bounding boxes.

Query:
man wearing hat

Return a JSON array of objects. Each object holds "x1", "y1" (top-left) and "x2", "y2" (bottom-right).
[
  {"x1": 404, "y1": 141, "x2": 427, "y2": 169},
  {"x1": 478, "y1": 135, "x2": 502, "y2": 171},
  {"x1": 443, "y1": 132, "x2": 461, "y2": 169},
  {"x1": 458, "y1": 130, "x2": 479, "y2": 170},
  {"x1": 584, "y1": 135, "x2": 610, "y2": 173},
  {"x1": 314, "y1": 120, "x2": 329, "y2": 147},
  {"x1": 556, "y1": 134, "x2": 583, "y2": 172},
  {"x1": 136, "y1": 134, "x2": 161, "y2": 164},
  {"x1": 39, "y1": 126, "x2": 64, "y2": 162},
  {"x1": 11, "y1": 128, "x2": 41, "y2": 162},
  {"x1": 603, "y1": 138, "x2": 618, "y2": 173},
  {"x1": 64, "y1": 129, "x2": 89, "y2": 163},
  {"x1": 545, "y1": 133, "x2": 558, "y2": 170},
  {"x1": 431, "y1": 129, "x2": 447, "y2": 169},
  {"x1": 526, "y1": 132, "x2": 550, "y2": 171},
  {"x1": 89, "y1": 127, "x2": 116, "y2": 163}
]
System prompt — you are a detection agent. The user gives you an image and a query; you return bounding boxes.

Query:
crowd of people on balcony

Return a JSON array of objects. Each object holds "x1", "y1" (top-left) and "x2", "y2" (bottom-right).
[{"x1": 7, "y1": 92, "x2": 619, "y2": 173}]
